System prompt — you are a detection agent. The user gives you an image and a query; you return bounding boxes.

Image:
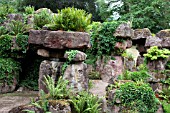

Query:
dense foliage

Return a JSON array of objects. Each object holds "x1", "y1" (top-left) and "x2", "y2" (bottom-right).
[
  {"x1": 0, "y1": 58, "x2": 21, "y2": 85},
  {"x1": 114, "y1": 82, "x2": 159, "y2": 112},
  {"x1": 97, "y1": 0, "x2": 170, "y2": 33}
]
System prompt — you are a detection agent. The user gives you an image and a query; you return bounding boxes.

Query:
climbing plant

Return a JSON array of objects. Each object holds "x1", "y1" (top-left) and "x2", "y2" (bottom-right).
[{"x1": 0, "y1": 58, "x2": 21, "y2": 85}]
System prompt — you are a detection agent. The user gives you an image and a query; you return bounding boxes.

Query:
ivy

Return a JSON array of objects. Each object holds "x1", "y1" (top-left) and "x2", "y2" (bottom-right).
[
  {"x1": 15, "y1": 33, "x2": 28, "y2": 53},
  {"x1": 0, "y1": 34, "x2": 13, "y2": 57},
  {"x1": 0, "y1": 58, "x2": 21, "y2": 85}
]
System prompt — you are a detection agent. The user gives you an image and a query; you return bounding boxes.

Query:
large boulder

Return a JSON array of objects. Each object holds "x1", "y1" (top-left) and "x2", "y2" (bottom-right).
[
  {"x1": 156, "y1": 29, "x2": 170, "y2": 38},
  {"x1": 63, "y1": 62, "x2": 88, "y2": 91},
  {"x1": 114, "y1": 23, "x2": 134, "y2": 38},
  {"x1": 132, "y1": 28, "x2": 151, "y2": 40},
  {"x1": 29, "y1": 30, "x2": 91, "y2": 49},
  {"x1": 145, "y1": 36, "x2": 162, "y2": 47}
]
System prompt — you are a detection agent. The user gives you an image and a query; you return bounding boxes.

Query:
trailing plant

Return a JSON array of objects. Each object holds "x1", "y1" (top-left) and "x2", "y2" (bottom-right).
[
  {"x1": 47, "y1": 7, "x2": 92, "y2": 31},
  {"x1": 144, "y1": 46, "x2": 170, "y2": 60},
  {"x1": 0, "y1": 34, "x2": 13, "y2": 57},
  {"x1": 114, "y1": 82, "x2": 159, "y2": 113},
  {"x1": 0, "y1": 58, "x2": 21, "y2": 85},
  {"x1": 62, "y1": 50, "x2": 78, "y2": 75},
  {"x1": 9, "y1": 20, "x2": 29, "y2": 35},
  {"x1": 89, "y1": 21, "x2": 126, "y2": 56},
  {"x1": 71, "y1": 91, "x2": 101, "y2": 113},
  {"x1": 15, "y1": 33, "x2": 28, "y2": 53},
  {"x1": 34, "y1": 8, "x2": 53, "y2": 29},
  {"x1": 0, "y1": 26, "x2": 8, "y2": 35},
  {"x1": 43, "y1": 75, "x2": 71, "y2": 99}
]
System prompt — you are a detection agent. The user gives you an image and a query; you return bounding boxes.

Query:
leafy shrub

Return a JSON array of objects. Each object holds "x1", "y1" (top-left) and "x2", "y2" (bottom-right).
[
  {"x1": 144, "y1": 46, "x2": 170, "y2": 60},
  {"x1": 166, "y1": 60, "x2": 170, "y2": 70},
  {"x1": 15, "y1": 33, "x2": 28, "y2": 53},
  {"x1": 114, "y1": 82, "x2": 159, "y2": 112},
  {"x1": 0, "y1": 34, "x2": 13, "y2": 57},
  {"x1": 162, "y1": 101, "x2": 170, "y2": 113},
  {"x1": 0, "y1": 26, "x2": 8, "y2": 35},
  {"x1": 71, "y1": 91, "x2": 101, "y2": 113},
  {"x1": 48, "y1": 7, "x2": 92, "y2": 31},
  {"x1": 0, "y1": 58, "x2": 21, "y2": 85},
  {"x1": 9, "y1": 20, "x2": 29, "y2": 35},
  {"x1": 34, "y1": 8, "x2": 53, "y2": 29},
  {"x1": 24, "y1": 5, "x2": 35, "y2": 15}
]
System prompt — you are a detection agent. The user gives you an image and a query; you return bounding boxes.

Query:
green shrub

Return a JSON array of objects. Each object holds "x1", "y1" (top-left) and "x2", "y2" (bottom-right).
[
  {"x1": 0, "y1": 58, "x2": 21, "y2": 85},
  {"x1": 24, "y1": 5, "x2": 35, "y2": 15},
  {"x1": 9, "y1": 20, "x2": 29, "y2": 35},
  {"x1": 0, "y1": 34, "x2": 13, "y2": 57},
  {"x1": 34, "y1": 8, "x2": 53, "y2": 29},
  {"x1": 162, "y1": 101, "x2": 170, "y2": 113},
  {"x1": 48, "y1": 7, "x2": 92, "y2": 31},
  {"x1": 15, "y1": 33, "x2": 28, "y2": 53},
  {"x1": 114, "y1": 82, "x2": 159, "y2": 113},
  {"x1": 0, "y1": 26, "x2": 8, "y2": 35},
  {"x1": 144, "y1": 46, "x2": 170, "y2": 60}
]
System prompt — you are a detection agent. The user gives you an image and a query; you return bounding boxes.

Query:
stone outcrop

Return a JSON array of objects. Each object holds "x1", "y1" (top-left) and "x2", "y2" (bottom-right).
[
  {"x1": 145, "y1": 36, "x2": 162, "y2": 47},
  {"x1": 29, "y1": 30, "x2": 91, "y2": 49},
  {"x1": 132, "y1": 28, "x2": 151, "y2": 40},
  {"x1": 114, "y1": 23, "x2": 134, "y2": 38},
  {"x1": 96, "y1": 56, "x2": 124, "y2": 83},
  {"x1": 156, "y1": 29, "x2": 170, "y2": 38}
]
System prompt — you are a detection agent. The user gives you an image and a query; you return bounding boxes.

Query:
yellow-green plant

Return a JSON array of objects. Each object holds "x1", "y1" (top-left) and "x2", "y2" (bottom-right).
[
  {"x1": 24, "y1": 5, "x2": 34, "y2": 15},
  {"x1": 144, "y1": 46, "x2": 170, "y2": 60},
  {"x1": 47, "y1": 7, "x2": 92, "y2": 31}
]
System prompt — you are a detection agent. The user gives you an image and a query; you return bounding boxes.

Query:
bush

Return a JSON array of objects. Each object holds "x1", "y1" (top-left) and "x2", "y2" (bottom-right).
[
  {"x1": 0, "y1": 34, "x2": 13, "y2": 57},
  {"x1": 144, "y1": 46, "x2": 170, "y2": 60},
  {"x1": 47, "y1": 7, "x2": 92, "y2": 32},
  {"x1": 114, "y1": 82, "x2": 159, "y2": 112},
  {"x1": 33, "y1": 8, "x2": 53, "y2": 29},
  {"x1": 0, "y1": 58, "x2": 21, "y2": 85}
]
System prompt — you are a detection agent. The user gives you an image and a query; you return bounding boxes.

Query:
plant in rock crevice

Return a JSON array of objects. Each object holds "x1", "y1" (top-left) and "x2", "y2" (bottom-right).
[
  {"x1": 144, "y1": 46, "x2": 170, "y2": 61},
  {"x1": 62, "y1": 50, "x2": 78, "y2": 75}
]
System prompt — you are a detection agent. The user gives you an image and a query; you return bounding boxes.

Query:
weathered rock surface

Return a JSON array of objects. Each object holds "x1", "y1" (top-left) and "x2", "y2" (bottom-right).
[
  {"x1": 161, "y1": 37, "x2": 170, "y2": 48},
  {"x1": 37, "y1": 49, "x2": 65, "y2": 58},
  {"x1": 39, "y1": 60, "x2": 63, "y2": 93},
  {"x1": 156, "y1": 29, "x2": 170, "y2": 38},
  {"x1": 29, "y1": 30, "x2": 91, "y2": 49},
  {"x1": 7, "y1": 14, "x2": 23, "y2": 23},
  {"x1": 114, "y1": 40, "x2": 132, "y2": 50},
  {"x1": 132, "y1": 28, "x2": 151, "y2": 40},
  {"x1": 96, "y1": 56, "x2": 124, "y2": 83},
  {"x1": 64, "y1": 50, "x2": 87, "y2": 61},
  {"x1": 0, "y1": 80, "x2": 17, "y2": 94},
  {"x1": 114, "y1": 23, "x2": 133, "y2": 38},
  {"x1": 145, "y1": 36, "x2": 162, "y2": 47},
  {"x1": 147, "y1": 59, "x2": 168, "y2": 71},
  {"x1": 63, "y1": 62, "x2": 88, "y2": 91},
  {"x1": 49, "y1": 100, "x2": 71, "y2": 113}
]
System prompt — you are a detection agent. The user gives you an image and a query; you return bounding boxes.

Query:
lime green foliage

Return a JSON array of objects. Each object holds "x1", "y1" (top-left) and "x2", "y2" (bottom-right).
[
  {"x1": 24, "y1": 5, "x2": 35, "y2": 15},
  {"x1": 162, "y1": 101, "x2": 170, "y2": 113},
  {"x1": 9, "y1": 20, "x2": 29, "y2": 35},
  {"x1": 144, "y1": 46, "x2": 170, "y2": 60},
  {"x1": 44, "y1": 75, "x2": 71, "y2": 99},
  {"x1": 0, "y1": 58, "x2": 21, "y2": 85},
  {"x1": 15, "y1": 33, "x2": 28, "y2": 53},
  {"x1": 71, "y1": 91, "x2": 101, "y2": 113},
  {"x1": 114, "y1": 82, "x2": 159, "y2": 112},
  {"x1": 34, "y1": 9, "x2": 53, "y2": 29},
  {"x1": 62, "y1": 50, "x2": 78, "y2": 75},
  {"x1": 0, "y1": 34, "x2": 13, "y2": 57},
  {"x1": 122, "y1": 52, "x2": 134, "y2": 60},
  {"x1": 49, "y1": 7, "x2": 92, "y2": 31},
  {"x1": 88, "y1": 71, "x2": 101, "y2": 79},
  {"x1": 0, "y1": 26, "x2": 8, "y2": 35}
]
